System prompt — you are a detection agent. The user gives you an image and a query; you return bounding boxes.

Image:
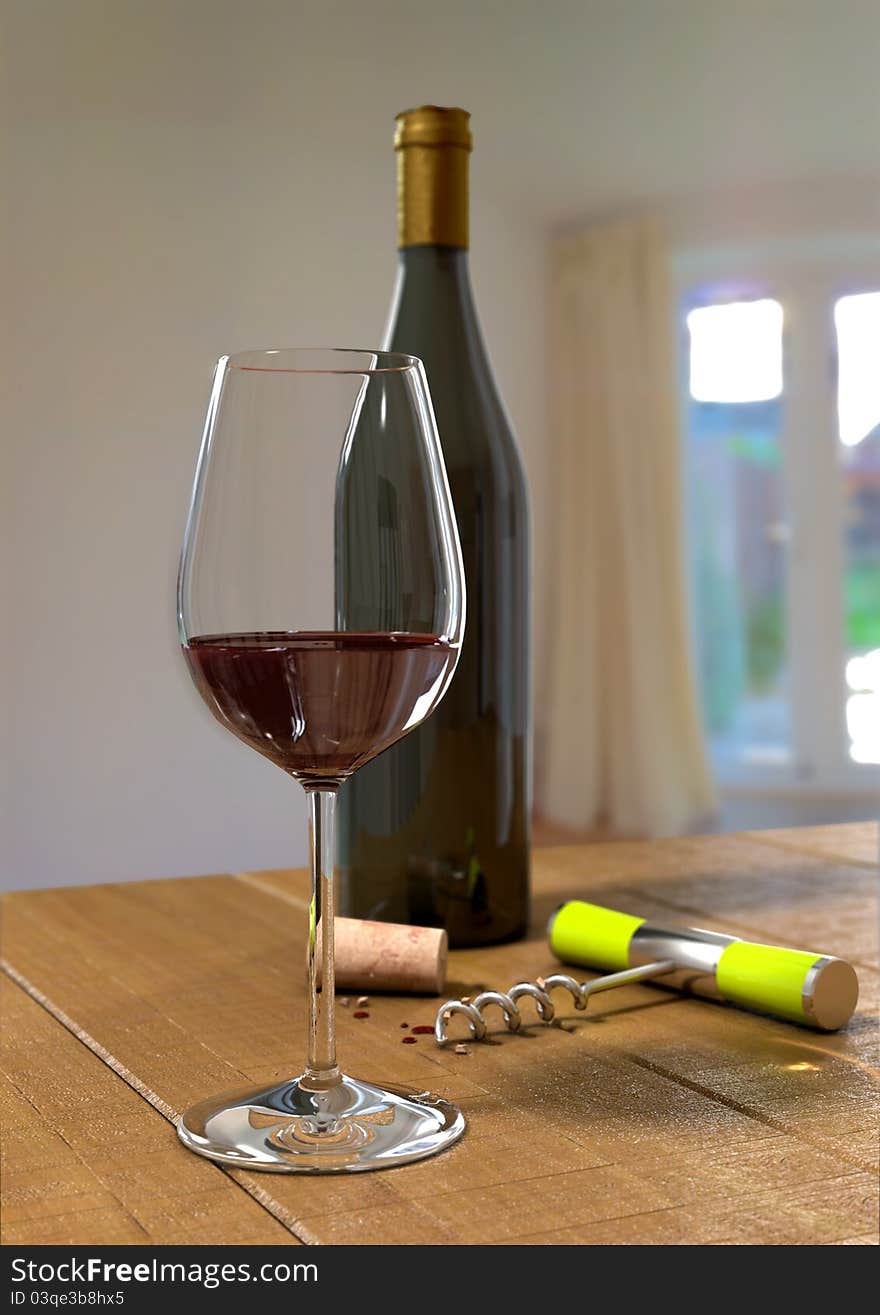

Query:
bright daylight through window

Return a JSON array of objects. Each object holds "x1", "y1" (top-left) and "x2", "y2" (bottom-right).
[
  {"x1": 685, "y1": 298, "x2": 789, "y2": 767},
  {"x1": 685, "y1": 287, "x2": 880, "y2": 777},
  {"x1": 688, "y1": 300, "x2": 784, "y2": 404},
  {"x1": 836, "y1": 292, "x2": 880, "y2": 764}
]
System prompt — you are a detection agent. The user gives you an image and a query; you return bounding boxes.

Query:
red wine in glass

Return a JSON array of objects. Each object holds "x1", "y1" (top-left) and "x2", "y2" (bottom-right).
[{"x1": 184, "y1": 631, "x2": 457, "y2": 787}]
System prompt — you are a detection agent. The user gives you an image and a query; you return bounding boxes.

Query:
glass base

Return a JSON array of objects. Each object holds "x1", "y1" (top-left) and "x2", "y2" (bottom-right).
[{"x1": 177, "y1": 1074, "x2": 465, "y2": 1173}]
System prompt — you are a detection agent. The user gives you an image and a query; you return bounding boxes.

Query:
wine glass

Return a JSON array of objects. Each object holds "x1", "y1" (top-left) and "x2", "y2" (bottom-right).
[{"x1": 177, "y1": 348, "x2": 466, "y2": 1172}]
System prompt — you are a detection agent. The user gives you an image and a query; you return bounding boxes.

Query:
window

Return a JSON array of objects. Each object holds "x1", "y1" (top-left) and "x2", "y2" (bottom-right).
[
  {"x1": 836, "y1": 292, "x2": 880, "y2": 764},
  {"x1": 685, "y1": 299, "x2": 789, "y2": 765},
  {"x1": 688, "y1": 300, "x2": 783, "y2": 403},
  {"x1": 680, "y1": 259, "x2": 880, "y2": 789}
]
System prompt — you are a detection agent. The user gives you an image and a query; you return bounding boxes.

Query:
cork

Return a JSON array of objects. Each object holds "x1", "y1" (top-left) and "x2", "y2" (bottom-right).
[{"x1": 316, "y1": 917, "x2": 447, "y2": 995}]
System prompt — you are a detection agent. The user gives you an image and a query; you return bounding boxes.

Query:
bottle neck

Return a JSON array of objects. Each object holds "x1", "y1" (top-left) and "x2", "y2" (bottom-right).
[
  {"x1": 397, "y1": 141, "x2": 469, "y2": 250},
  {"x1": 396, "y1": 243, "x2": 471, "y2": 284},
  {"x1": 389, "y1": 246, "x2": 482, "y2": 345},
  {"x1": 386, "y1": 246, "x2": 497, "y2": 440}
]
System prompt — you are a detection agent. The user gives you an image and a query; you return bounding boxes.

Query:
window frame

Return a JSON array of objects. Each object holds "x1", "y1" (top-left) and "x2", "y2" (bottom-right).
[{"x1": 674, "y1": 237, "x2": 880, "y2": 793}]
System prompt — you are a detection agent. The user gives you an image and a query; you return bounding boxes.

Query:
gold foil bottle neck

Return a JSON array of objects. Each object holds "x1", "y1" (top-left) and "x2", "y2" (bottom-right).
[
  {"x1": 395, "y1": 106, "x2": 470, "y2": 250},
  {"x1": 395, "y1": 106, "x2": 472, "y2": 151}
]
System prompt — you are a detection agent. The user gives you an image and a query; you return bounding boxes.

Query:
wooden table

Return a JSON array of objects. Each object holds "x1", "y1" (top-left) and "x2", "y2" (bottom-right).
[{"x1": 2, "y1": 824, "x2": 878, "y2": 1246}]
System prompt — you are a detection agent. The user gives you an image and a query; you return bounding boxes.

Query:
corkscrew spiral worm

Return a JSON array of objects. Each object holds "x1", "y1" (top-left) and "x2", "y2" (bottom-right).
[{"x1": 434, "y1": 961, "x2": 676, "y2": 1045}]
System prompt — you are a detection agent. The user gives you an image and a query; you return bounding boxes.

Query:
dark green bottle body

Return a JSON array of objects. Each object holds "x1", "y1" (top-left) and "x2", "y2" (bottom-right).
[{"x1": 336, "y1": 247, "x2": 530, "y2": 946}]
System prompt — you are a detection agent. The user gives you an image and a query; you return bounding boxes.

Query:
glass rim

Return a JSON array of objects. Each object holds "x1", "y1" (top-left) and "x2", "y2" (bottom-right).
[{"x1": 223, "y1": 348, "x2": 422, "y2": 375}]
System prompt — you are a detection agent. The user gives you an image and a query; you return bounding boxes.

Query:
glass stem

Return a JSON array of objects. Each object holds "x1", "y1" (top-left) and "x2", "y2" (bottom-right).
[{"x1": 304, "y1": 788, "x2": 340, "y2": 1087}]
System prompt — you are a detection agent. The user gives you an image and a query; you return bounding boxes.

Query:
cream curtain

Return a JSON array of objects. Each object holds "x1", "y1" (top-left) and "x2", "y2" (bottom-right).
[{"x1": 540, "y1": 216, "x2": 717, "y2": 836}]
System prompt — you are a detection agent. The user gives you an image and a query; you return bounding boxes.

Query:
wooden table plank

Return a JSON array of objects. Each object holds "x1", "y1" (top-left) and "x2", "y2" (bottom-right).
[
  {"x1": 744, "y1": 821, "x2": 878, "y2": 868},
  {"x1": 2, "y1": 825, "x2": 877, "y2": 1246},
  {"x1": 0, "y1": 977, "x2": 298, "y2": 1246}
]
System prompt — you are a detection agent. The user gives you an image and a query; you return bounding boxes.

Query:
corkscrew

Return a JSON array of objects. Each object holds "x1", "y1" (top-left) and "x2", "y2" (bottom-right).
[
  {"x1": 434, "y1": 959, "x2": 677, "y2": 1044},
  {"x1": 434, "y1": 900, "x2": 859, "y2": 1044}
]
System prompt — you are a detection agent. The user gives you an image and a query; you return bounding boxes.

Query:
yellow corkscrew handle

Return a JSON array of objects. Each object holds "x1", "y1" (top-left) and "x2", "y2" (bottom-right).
[
  {"x1": 716, "y1": 941, "x2": 858, "y2": 1031},
  {"x1": 548, "y1": 900, "x2": 644, "y2": 972}
]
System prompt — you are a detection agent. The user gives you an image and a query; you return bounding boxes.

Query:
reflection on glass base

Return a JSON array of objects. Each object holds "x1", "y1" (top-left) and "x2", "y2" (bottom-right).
[{"x1": 177, "y1": 1074, "x2": 465, "y2": 1173}]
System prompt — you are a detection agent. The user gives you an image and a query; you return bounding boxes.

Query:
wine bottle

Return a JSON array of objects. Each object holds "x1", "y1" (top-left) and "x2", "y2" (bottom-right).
[{"x1": 335, "y1": 106, "x2": 530, "y2": 946}]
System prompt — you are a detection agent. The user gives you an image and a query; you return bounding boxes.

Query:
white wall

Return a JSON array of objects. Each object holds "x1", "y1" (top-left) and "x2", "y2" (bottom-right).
[{"x1": 3, "y1": 3, "x2": 548, "y2": 890}]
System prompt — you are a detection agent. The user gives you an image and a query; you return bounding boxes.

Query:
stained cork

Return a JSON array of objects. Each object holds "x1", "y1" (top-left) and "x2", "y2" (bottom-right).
[{"x1": 317, "y1": 917, "x2": 447, "y2": 995}]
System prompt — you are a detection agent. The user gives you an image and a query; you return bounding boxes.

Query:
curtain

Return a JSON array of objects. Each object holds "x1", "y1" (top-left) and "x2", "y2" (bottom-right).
[{"x1": 539, "y1": 216, "x2": 717, "y2": 836}]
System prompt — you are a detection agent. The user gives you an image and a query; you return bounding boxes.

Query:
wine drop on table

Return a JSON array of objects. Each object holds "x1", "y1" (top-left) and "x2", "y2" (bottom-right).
[{"x1": 335, "y1": 106, "x2": 531, "y2": 947}]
